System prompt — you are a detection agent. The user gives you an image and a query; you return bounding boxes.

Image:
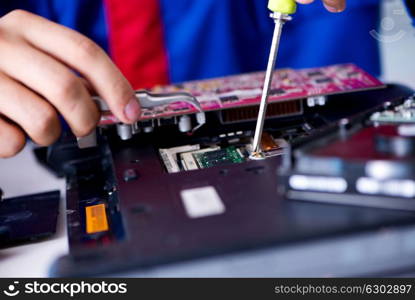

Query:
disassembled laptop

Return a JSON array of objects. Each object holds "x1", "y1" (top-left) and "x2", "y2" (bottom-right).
[
  {"x1": 3, "y1": 0, "x2": 415, "y2": 276},
  {"x1": 24, "y1": 62, "x2": 415, "y2": 276}
]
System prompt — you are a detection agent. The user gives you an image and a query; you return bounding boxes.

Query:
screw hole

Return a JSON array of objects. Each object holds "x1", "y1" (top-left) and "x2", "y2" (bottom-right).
[
  {"x1": 245, "y1": 166, "x2": 265, "y2": 174},
  {"x1": 130, "y1": 204, "x2": 151, "y2": 215},
  {"x1": 219, "y1": 169, "x2": 229, "y2": 175}
]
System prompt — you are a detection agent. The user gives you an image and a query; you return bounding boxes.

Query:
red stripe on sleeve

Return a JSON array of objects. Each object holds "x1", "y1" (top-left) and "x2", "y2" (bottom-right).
[{"x1": 104, "y1": 0, "x2": 169, "y2": 89}]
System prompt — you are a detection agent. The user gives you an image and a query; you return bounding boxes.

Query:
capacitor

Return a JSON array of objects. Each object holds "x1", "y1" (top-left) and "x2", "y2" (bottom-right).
[
  {"x1": 178, "y1": 115, "x2": 192, "y2": 133},
  {"x1": 317, "y1": 96, "x2": 327, "y2": 106},
  {"x1": 143, "y1": 126, "x2": 154, "y2": 133},
  {"x1": 196, "y1": 112, "x2": 206, "y2": 125},
  {"x1": 117, "y1": 124, "x2": 133, "y2": 140},
  {"x1": 131, "y1": 123, "x2": 141, "y2": 135}
]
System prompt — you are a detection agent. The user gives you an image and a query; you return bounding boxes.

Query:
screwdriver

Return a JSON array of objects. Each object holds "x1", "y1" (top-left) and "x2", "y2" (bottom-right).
[{"x1": 250, "y1": 0, "x2": 297, "y2": 160}]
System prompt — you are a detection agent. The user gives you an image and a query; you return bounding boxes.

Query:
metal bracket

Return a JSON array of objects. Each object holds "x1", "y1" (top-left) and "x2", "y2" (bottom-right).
[
  {"x1": 94, "y1": 90, "x2": 202, "y2": 112},
  {"x1": 77, "y1": 91, "x2": 202, "y2": 149}
]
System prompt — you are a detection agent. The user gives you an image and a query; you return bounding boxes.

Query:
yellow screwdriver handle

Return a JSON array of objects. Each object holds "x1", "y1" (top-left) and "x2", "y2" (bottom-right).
[{"x1": 268, "y1": 0, "x2": 297, "y2": 14}]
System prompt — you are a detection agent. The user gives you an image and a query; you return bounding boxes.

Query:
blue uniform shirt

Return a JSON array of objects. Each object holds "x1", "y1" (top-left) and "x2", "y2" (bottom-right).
[{"x1": 0, "y1": 0, "x2": 383, "y2": 83}]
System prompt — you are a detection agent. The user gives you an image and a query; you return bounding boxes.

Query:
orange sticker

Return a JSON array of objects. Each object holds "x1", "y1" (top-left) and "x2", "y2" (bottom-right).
[{"x1": 85, "y1": 204, "x2": 109, "y2": 234}]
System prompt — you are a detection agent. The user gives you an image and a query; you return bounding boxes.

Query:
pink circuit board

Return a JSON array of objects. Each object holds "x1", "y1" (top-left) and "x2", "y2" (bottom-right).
[{"x1": 100, "y1": 63, "x2": 384, "y2": 125}]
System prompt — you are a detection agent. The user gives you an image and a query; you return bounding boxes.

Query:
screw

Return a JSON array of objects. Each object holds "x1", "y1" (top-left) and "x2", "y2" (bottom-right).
[{"x1": 123, "y1": 169, "x2": 139, "y2": 182}]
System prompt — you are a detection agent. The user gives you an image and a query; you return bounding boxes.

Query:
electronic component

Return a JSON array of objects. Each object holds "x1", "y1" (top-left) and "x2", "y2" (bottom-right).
[
  {"x1": 180, "y1": 147, "x2": 221, "y2": 171},
  {"x1": 161, "y1": 144, "x2": 246, "y2": 173},
  {"x1": 80, "y1": 64, "x2": 383, "y2": 149},
  {"x1": 314, "y1": 77, "x2": 333, "y2": 84},
  {"x1": 370, "y1": 96, "x2": 415, "y2": 124},
  {"x1": 160, "y1": 130, "x2": 288, "y2": 173},
  {"x1": 261, "y1": 132, "x2": 279, "y2": 151},
  {"x1": 43, "y1": 82, "x2": 415, "y2": 277},
  {"x1": 220, "y1": 100, "x2": 302, "y2": 124},
  {"x1": 159, "y1": 134, "x2": 251, "y2": 173},
  {"x1": 259, "y1": 133, "x2": 288, "y2": 157},
  {"x1": 78, "y1": 91, "x2": 202, "y2": 148},
  {"x1": 194, "y1": 147, "x2": 245, "y2": 169},
  {"x1": 117, "y1": 124, "x2": 133, "y2": 141},
  {"x1": 178, "y1": 115, "x2": 192, "y2": 133},
  {"x1": 242, "y1": 133, "x2": 287, "y2": 158},
  {"x1": 99, "y1": 64, "x2": 384, "y2": 125},
  {"x1": 85, "y1": 204, "x2": 109, "y2": 234},
  {"x1": 306, "y1": 96, "x2": 327, "y2": 107},
  {"x1": 282, "y1": 95, "x2": 415, "y2": 211},
  {"x1": 160, "y1": 145, "x2": 200, "y2": 173}
]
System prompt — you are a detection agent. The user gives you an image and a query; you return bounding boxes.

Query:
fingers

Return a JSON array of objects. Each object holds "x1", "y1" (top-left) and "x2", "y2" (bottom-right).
[
  {"x1": 0, "y1": 72, "x2": 61, "y2": 146},
  {"x1": 296, "y1": 0, "x2": 346, "y2": 12},
  {"x1": 322, "y1": 0, "x2": 346, "y2": 12},
  {"x1": 1, "y1": 10, "x2": 140, "y2": 124},
  {"x1": 0, "y1": 117, "x2": 26, "y2": 158},
  {"x1": 296, "y1": 0, "x2": 315, "y2": 3},
  {"x1": 0, "y1": 32, "x2": 99, "y2": 137}
]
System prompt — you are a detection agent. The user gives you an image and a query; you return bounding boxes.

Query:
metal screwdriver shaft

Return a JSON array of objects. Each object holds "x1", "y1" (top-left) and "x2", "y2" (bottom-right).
[{"x1": 250, "y1": 0, "x2": 296, "y2": 160}]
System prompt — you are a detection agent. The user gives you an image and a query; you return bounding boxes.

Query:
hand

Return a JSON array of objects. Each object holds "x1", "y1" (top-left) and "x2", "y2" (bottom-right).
[
  {"x1": 0, "y1": 10, "x2": 140, "y2": 158},
  {"x1": 296, "y1": 0, "x2": 346, "y2": 13}
]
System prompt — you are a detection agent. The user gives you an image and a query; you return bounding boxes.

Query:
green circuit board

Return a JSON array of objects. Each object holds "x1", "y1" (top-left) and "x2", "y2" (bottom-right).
[{"x1": 194, "y1": 146, "x2": 245, "y2": 169}]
